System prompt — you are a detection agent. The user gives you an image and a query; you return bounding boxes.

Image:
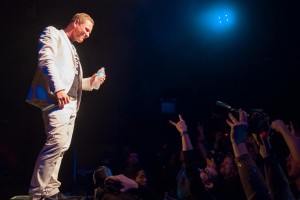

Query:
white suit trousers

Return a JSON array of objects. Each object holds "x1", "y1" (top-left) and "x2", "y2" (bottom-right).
[{"x1": 29, "y1": 101, "x2": 77, "y2": 199}]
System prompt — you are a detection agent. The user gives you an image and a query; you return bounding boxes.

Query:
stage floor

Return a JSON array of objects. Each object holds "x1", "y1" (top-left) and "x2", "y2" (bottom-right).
[{"x1": 10, "y1": 195, "x2": 90, "y2": 200}]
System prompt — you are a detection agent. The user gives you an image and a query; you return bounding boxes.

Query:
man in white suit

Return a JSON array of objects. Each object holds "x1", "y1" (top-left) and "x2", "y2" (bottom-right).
[{"x1": 26, "y1": 13, "x2": 106, "y2": 200}]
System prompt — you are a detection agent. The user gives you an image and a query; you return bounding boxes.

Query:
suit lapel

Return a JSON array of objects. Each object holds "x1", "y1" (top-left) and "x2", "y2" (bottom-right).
[{"x1": 59, "y1": 30, "x2": 83, "y2": 111}]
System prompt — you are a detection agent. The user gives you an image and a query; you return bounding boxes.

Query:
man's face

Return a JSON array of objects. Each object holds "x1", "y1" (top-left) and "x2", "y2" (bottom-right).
[
  {"x1": 200, "y1": 168, "x2": 210, "y2": 183},
  {"x1": 72, "y1": 19, "x2": 93, "y2": 43},
  {"x1": 219, "y1": 156, "x2": 235, "y2": 176},
  {"x1": 128, "y1": 153, "x2": 139, "y2": 166},
  {"x1": 200, "y1": 167, "x2": 217, "y2": 184},
  {"x1": 135, "y1": 169, "x2": 147, "y2": 186}
]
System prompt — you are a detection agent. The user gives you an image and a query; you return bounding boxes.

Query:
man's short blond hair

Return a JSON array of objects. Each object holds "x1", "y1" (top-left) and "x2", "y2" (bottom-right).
[{"x1": 71, "y1": 13, "x2": 94, "y2": 25}]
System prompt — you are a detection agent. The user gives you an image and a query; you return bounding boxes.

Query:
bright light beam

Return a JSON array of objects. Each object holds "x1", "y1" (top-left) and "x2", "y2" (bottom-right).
[{"x1": 195, "y1": 3, "x2": 237, "y2": 34}]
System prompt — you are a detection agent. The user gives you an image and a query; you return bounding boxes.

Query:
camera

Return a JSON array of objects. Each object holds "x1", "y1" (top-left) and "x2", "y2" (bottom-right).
[
  {"x1": 215, "y1": 101, "x2": 271, "y2": 135},
  {"x1": 214, "y1": 101, "x2": 293, "y2": 157}
]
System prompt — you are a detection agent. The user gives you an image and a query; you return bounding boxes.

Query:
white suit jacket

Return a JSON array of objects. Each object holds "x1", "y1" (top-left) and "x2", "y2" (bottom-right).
[{"x1": 26, "y1": 26, "x2": 93, "y2": 111}]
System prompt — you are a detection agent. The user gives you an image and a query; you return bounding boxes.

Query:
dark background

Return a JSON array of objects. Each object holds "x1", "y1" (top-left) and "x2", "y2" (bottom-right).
[{"x1": 1, "y1": 0, "x2": 300, "y2": 198}]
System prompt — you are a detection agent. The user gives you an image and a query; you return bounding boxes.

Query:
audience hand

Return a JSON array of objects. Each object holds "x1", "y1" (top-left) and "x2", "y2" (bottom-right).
[
  {"x1": 105, "y1": 174, "x2": 138, "y2": 192},
  {"x1": 169, "y1": 114, "x2": 188, "y2": 135},
  {"x1": 252, "y1": 133, "x2": 271, "y2": 158},
  {"x1": 226, "y1": 108, "x2": 249, "y2": 145}
]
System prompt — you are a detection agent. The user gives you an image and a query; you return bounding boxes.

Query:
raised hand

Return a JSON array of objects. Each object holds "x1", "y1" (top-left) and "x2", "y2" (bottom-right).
[
  {"x1": 169, "y1": 114, "x2": 188, "y2": 134},
  {"x1": 226, "y1": 108, "x2": 249, "y2": 145},
  {"x1": 169, "y1": 114, "x2": 192, "y2": 151}
]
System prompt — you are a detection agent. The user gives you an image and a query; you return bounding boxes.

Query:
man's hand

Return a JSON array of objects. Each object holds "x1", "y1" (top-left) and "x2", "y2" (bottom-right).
[
  {"x1": 169, "y1": 114, "x2": 188, "y2": 135},
  {"x1": 252, "y1": 133, "x2": 271, "y2": 158},
  {"x1": 105, "y1": 174, "x2": 138, "y2": 192},
  {"x1": 271, "y1": 119, "x2": 289, "y2": 134},
  {"x1": 55, "y1": 90, "x2": 69, "y2": 108},
  {"x1": 226, "y1": 108, "x2": 249, "y2": 145},
  {"x1": 90, "y1": 74, "x2": 106, "y2": 87}
]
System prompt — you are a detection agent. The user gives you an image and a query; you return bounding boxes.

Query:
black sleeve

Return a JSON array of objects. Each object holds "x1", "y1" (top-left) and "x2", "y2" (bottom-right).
[{"x1": 235, "y1": 153, "x2": 272, "y2": 200}]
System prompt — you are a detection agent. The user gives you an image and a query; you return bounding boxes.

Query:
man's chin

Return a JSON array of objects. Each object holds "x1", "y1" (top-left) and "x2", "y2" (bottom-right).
[{"x1": 75, "y1": 38, "x2": 84, "y2": 43}]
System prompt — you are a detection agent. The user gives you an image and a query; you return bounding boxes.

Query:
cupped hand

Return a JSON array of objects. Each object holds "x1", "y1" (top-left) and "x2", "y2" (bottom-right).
[{"x1": 226, "y1": 108, "x2": 249, "y2": 145}]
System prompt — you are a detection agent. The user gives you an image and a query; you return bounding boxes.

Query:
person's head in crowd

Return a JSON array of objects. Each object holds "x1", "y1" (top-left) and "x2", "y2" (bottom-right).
[
  {"x1": 199, "y1": 166, "x2": 219, "y2": 190},
  {"x1": 219, "y1": 153, "x2": 237, "y2": 177},
  {"x1": 93, "y1": 165, "x2": 113, "y2": 188},
  {"x1": 134, "y1": 167, "x2": 148, "y2": 186},
  {"x1": 122, "y1": 149, "x2": 142, "y2": 180},
  {"x1": 126, "y1": 151, "x2": 139, "y2": 167}
]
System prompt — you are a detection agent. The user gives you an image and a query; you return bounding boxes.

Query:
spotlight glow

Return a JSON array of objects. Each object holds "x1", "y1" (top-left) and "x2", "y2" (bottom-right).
[{"x1": 195, "y1": 3, "x2": 237, "y2": 34}]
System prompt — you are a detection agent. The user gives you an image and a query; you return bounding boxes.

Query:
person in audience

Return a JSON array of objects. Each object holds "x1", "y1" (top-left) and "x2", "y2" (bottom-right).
[
  {"x1": 134, "y1": 167, "x2": 148, "y2": 186},
  {"x1": 213, "y1": 130, "x2": 231, "y2": 156},
  {"x1": 169, "y1": 114, "x2": 220, "y2": 200},
  {"x1": 225, "y1": 108, "x2": 272, "y2": 199},
  {"x1": 271, "y1": 119, "x2": 300, "y2": 199},
  {"x1": 176, "y1": 151, "x2": 192, "y2": 200},
  {"x1": 194, "y1": 122, "x2": 208, "y2": 169},
  {"x1": 218, "y1": 153, "x2": 247, "y2": 200},
  {"x1": 155, "y1": 145, "x2": 181, "y2": 199},
  {"x1": 93, "y1": 166, "x2": 159, "y2": 200},
  {"x1": 105, "y1": 174, "x2": 160, "y2": 200},
  {"x1": 121, "y1": 149, "x2": 141, "y2": 180}
]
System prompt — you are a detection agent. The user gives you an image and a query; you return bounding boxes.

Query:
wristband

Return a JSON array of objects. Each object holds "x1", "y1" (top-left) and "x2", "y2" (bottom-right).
[
  {"x1": 233, "y1": 125, "x2": 248, "y2": 145},
  {"x1": 180, "y1": 131, "x2": 188, "y2": 137}
]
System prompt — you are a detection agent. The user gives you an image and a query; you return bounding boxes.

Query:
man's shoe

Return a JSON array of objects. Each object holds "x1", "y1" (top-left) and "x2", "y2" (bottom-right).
[{"x1": 44, "y1": 192, "x2": 68, "y2": 200}]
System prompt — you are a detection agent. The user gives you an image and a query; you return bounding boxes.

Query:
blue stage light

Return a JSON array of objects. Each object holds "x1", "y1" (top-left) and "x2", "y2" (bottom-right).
[{"x1": 195, "y1": 3, "x2": 237, "y2": 34}]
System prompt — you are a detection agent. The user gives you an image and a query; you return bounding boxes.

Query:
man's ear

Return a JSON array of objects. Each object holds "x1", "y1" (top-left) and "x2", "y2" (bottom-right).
[{"x1": 74, "y1": 19, "x2": 80, "y2": 26}]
